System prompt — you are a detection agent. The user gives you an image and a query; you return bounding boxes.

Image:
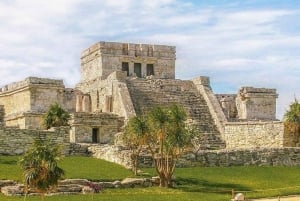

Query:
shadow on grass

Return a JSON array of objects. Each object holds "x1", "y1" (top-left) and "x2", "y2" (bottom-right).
[
  {"x1": 176, "y1": 177, "x2": 251, "y2": 194},
  {"x1": 0, "y1": 158, "x2": 19, "y2": 165}
]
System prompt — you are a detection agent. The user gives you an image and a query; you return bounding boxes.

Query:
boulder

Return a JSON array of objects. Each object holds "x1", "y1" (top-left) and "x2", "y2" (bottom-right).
[
  {"x1": 1, "y1": 184, "x2": 24, "y2": 196},
  {"x1": 121, "y1": 178, "x2": 145, "y2": 188},
  {"x1": 57, "y1": 184, "x2": 83, "y2": 193},
  {"x1": 59, "y1": 179, "x2": 90, "y2": 186},
  {"x1": 82, "y1": 186, "x2": 94, "y2": 194},
  {"x1": 0, "y1": 180, "x2": 16, "y2": 187}
]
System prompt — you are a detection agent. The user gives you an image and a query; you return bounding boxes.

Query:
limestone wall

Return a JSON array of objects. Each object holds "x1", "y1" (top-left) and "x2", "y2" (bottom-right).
[
  {"x1": 193, "y1": 148, "x2": 300, "y2": 167},
  {"x1": 88, "y1": 144, "x2": 300, "y2": 168},
  {"x1": 76, "y1": 71, "x2": 136, "y2": 119},
  {"x1": 0, "y1": 105, "x2": 4, "y2": 125},
  {"x1": 192, "y1": 76, "x2": 227, "y2": 138},
  {"x1": 0, "y1": 77, "x2": 78, "y2": 129},
  {"x1": 0, "y1": 126, "x2": 69, "y2": 155},
  {"x1": 4, "y1": 112, "x2": 44, "y2": 129},
  {"x1": 224, "y1": 121, "x2": 284, "y2": 149},
  {"x1": 236, "y1": 87, "x2": 277, "y2": 120},
  {"x1": 69, "y1": 112, "x2": 124, "y2": 143},
  {"x1": 80, "y1": 41, "x2": 176, "y2": 82}
]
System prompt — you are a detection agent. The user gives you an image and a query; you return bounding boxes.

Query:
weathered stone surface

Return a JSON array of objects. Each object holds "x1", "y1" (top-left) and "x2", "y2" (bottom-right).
[
  {"x1": 89, "y1": 144, "x2": 132, "y2": 168},
  {"x1": 58, "y1": 179, "x2": 90, "y2": 186},
  {"x1": 0, "y1": 126, "x2": 69, "y2": 155},
  {"x1": 57, "y1": 184, "x2": 82, "y2": 193},
  {"x1": 0, "y1": 180, "x2": 16, "y2": 187},
  {"x1": 224, "y1": 121, "x2": 284, "y2": 149},
  {"x1": 236, "y1": 87, "x2": 277, "y2": 120},
  {"x1": 121, "y1": 178, "x2": 147, "y2": 188},
  {"x1": 0, "y1": 77, "x2": 78, "y2": 129},
  {"x1": 69, "y1": 113, "x2": 124, "y2": 144},
  {"x1": 1, "y1": 184, "x2": 24, "y2": 196},
  {"x1": 82, "y1": 186, "x2": 94, "y2": 194}
]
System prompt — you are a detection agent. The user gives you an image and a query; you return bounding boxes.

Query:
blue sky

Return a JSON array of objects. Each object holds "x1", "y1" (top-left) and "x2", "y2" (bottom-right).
[{"x1": 0, "y1": 0, "x2": 299, "y2": 119}]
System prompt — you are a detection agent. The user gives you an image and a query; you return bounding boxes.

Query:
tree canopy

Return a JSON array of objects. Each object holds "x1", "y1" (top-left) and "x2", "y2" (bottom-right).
[
  {"x1": 43, "y1": 103, "x2": 70, "y2": 129},
  {"x1": 284, "y1": 99, "x2": 300, "y2": 123},
  {"x1": 124, "y1": 104, "x2": 194, "y2": 187},
  {"x1": 19, "y1": 139, "x2": 65, "y2": 201}
]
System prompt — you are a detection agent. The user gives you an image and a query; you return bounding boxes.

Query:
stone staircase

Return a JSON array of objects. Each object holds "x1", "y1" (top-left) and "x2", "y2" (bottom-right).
[{"x1": 126, "y1": 78, "x2": 226, "y2": 150}]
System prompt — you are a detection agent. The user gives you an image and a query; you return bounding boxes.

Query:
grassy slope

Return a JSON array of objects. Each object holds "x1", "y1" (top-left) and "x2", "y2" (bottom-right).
[{"x1": 1, "y1": 156, "x2": 300, "y2": 201}]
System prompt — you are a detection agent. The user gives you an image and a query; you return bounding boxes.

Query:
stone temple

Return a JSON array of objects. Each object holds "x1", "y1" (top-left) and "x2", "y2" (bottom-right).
[{"x1": 0, "y1": 41, "x2": 290, "y2": 152}]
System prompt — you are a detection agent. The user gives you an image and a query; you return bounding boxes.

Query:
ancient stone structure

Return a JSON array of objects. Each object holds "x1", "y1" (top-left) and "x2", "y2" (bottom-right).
[
  {"x1": 0, "y1": 77, "x2": 78, "y2": 129},
  {"x1": 0, "y1": 126, "x2": 69, "y2": 155},
  {"x1": 0, "y1": 40, "x2": 294, "y2": 168}
]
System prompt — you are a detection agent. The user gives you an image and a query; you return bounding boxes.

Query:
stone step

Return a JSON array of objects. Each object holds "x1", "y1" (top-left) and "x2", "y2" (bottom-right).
[{"x1": 126, "y1": 78, "x2": 226, "y2": 150}]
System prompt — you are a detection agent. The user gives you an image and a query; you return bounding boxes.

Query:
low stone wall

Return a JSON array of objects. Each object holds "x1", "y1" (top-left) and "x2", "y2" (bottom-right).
[
  {"x1": 193, "y1": 148, "x2": 300, "y2": 167},
  {"x1": 88, "y1": 144, "x2": 300, "y2": 168},
  {"x1": 67, "y1": 143, "x2": 91, "y2": 156},
  {"x1": 0, "y1": 126, "x2": 69, "y2": 155},
  {"x1": 88, "y1": 144, "x2": 132, "y2": 168},
  {"x1": 224, "y1": 121, "x2": 284, "y2": 149}
]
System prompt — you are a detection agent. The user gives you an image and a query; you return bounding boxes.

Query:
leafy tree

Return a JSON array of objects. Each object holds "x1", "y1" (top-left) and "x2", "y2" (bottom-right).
[
  {"x1": 284, "y1": 99, "x2": 300, "y2": 146},
  {"x1": 19, "y1": 139, "x2": 65, "y2": 201},
  {"x1": 43, "y1": 103, "x2": 70, "y2": 129},
  {"x1": 123, "y1": 116, "x2": 149, "y2": 175},
  {"x1": 147, "y1": 105, "x2": 193, "y2": 187}
]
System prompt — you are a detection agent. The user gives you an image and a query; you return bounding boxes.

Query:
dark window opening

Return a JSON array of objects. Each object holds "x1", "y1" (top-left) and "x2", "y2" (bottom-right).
[
  {"x1": 146, "y1": 64, "x2": 154, "y2": 76},
  {"x1": 122, "y1": 62, "x2": 129, "y2": 76},
  {"x1": 134, "y1": 63, "x2": 142, "y2": 78},
  {"x1": 92, "y1": 128, "x2": 99, "y2": 143}
]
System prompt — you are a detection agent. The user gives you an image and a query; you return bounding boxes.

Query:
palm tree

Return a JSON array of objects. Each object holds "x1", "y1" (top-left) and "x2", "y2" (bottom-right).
[
  {"x1": 123, "y1": 116, "x2": 149, "y2": 175},
  {"x1": 148, "y1": 105, "x2": 193, "y2": 187},
  {"x1": 284, "y1": 99, "x2": 300, "y2": 146},
  {"x1": 19, "y1": 139, "x2": 65, "y2": 201},
  {"x1": 43, "y1": 103, "x2": 70, "y2": 129}
]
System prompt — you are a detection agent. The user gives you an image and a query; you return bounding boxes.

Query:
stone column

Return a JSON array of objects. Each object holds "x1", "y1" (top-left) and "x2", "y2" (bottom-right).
[
  {"x1": 82, "y1": 94, "x2": 91, "y2": 112},
  {"x1": 76, "y1": 95, "x2": 83, "y2": 112}
]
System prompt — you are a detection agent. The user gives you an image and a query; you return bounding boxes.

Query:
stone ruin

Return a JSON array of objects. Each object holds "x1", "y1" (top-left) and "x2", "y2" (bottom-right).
[{"x1": 0, "y1": 40, "x2": 294, "y2": 159}]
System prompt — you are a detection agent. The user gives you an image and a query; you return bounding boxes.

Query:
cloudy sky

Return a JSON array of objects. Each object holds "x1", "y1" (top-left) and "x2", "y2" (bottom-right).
[{"x1": 0, "y1": 0, "x2": 299, "y2": 119}]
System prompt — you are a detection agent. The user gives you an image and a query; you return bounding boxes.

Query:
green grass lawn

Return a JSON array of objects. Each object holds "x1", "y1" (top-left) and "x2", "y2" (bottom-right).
[{"x1": 1, "y1": 156, "x2": 300, "y2": 201}]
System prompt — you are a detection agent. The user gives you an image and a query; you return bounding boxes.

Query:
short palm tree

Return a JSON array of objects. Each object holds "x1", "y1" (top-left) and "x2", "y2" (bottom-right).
[
  {"x1": 19, "y1": 139, "x2": 65, "y2": 201},
  {"x1": 123, "y1": 116, "x2": 149, "y2": 175},
  {"x1": 43, "y1": 103, "x2": 70, "y2": 129},
  {"x1": 284, "y1": 99, "x2": 300, "y2": 146}
]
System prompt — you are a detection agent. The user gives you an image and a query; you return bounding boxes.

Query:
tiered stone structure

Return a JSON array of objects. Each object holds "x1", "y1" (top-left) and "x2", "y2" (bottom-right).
[
  {"x1": 125, "y1": 78, "x2": 225, "y2": 149},
  {"x1": 0, "y1": 40, "x2": 295, "y2": 168}
]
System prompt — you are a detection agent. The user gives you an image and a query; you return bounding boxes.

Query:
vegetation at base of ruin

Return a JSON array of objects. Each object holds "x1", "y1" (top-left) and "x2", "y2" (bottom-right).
[
  {"x1": 284, "y1": 99, "x2": 300, "y2": 146},
  {"x1": 19, "y1": 140, "x2": 65, "y2": 201},
  {"x1": 123, "y1": 115, "x2": 149, "y2": 176},
  {"x1": 2, "y1": 156, "x2": 300, "y2": 200},
  {"x1": 43, "y1": 103, "x2": 70, "y2": 129},
  {"x1": 123, "y1": 104, "x2": 194, "y2": 187}
]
